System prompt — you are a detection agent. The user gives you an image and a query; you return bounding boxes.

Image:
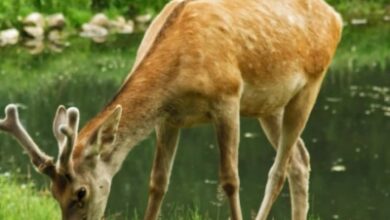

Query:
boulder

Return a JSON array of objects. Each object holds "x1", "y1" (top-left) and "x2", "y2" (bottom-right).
[
  {"x1": 47, "y1": 13, "x2": 66, "y2": 30},
  {"x1": 110, "y1": 16, "x2": 134, "y2": 34},
  {"x1": 135, "y1": 13, "x2": 152, "y2": 24},
  {"x1": 90, "y1": 13, "x2": 111, "y2": 28},
  {"x1": 23, "y1": 26, "x2": 45, "y2": 39},
  {"x1": 0, "y1": 28, "x2": 19, "y2": 46},
  {"x1": 80, "y1": 23, "x2": 108, "y2": 43},
  {"x1": 24, "y1": 12, "x2": 45, "y2": 27}
]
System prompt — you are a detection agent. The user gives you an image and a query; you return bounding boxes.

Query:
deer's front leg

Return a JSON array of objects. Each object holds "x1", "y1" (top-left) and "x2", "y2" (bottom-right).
[
  {"x1": 214, "y1": 99, "x2": 243, "y2": 220},
  {"x1": 144, "y1": 122, "x2": 180, "y2": 220}
]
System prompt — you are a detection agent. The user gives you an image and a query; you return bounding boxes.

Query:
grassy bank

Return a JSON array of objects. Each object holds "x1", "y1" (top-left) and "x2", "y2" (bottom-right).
[{"x1": 0, "y1": 0, "x2": 389, "y2": 29}]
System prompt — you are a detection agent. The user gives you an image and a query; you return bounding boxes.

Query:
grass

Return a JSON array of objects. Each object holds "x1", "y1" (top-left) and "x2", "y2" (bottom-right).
[
  {"x1": 0, "y1": 173, "x2": 212, "y2": 220},
  {"x1": 0, "y1": 174, "x2": 60, "y2": 220}
]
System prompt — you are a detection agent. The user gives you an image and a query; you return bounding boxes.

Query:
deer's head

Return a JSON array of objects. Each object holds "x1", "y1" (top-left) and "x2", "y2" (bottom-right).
[{"x1": 0, "y1": 104, "x2": 122, "y2": 220}]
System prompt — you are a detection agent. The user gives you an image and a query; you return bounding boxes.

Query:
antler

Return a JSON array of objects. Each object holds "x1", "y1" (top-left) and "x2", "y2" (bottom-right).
[
  {"x1": 52, "y1": 106, "x2": 80, "y2": 175},
  {"x1": 0, "y1": 104, "x2": 56, "y2": 178}
]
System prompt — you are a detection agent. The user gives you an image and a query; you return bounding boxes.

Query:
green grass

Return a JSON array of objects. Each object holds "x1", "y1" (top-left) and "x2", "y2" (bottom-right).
[
  {"x1": 0, "y1": 173, "x2": 211, "y2": 220},
  {"x1": 0, "y1": 174, "x2": 60, "y2": 220},
  {"x1": 107, "y1": 206, "x2": 210, "y2": 220}
]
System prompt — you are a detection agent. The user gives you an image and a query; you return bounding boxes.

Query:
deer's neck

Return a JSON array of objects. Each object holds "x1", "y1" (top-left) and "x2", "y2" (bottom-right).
[
  {"x1": 89, "y1": 58, "x2": 177, "y2": 173},
  {"x1": 104, "y1": 75, "x2": 166, "y2": 172},
  {"x1": 113, "y1": 81, "x2": 163, "y2": 146}
]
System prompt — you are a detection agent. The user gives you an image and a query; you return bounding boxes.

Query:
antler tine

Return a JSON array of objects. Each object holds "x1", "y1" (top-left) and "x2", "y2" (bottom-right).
[
  {"x1": 0, "y1": 104, "x2": 56, "y2": 178},
  {"x1": 57, "y1": 107, "x2": 80, "y2": 174},
  {"x1": 53, "y1": 105, "x2": 67, "y2": 147}
]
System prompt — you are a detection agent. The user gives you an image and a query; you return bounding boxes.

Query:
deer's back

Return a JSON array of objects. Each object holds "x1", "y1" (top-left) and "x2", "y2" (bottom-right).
[
  {"x1": 164, "y1": 0, "x2": 341, "y2": 115},
  {"x1": 130, "y1": 0, "x2": 342, "y2": 123},
  {"x1": 176, "y1": 0, "x2": 342, "y2": 77}
]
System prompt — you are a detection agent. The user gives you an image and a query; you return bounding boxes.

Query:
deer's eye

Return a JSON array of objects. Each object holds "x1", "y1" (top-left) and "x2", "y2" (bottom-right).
[{"x1": 77, "y1": 187, "x2": 87, "y2": 201}]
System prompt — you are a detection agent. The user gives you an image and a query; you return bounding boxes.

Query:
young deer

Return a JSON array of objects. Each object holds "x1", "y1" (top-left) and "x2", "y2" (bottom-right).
[{"x1": 0, "y1": 0, "x2": 342, "y2": 219}]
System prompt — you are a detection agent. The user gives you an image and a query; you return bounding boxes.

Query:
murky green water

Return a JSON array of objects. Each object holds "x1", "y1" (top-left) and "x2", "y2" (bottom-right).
[{"x1": 0, "y1": 24, "x2": 389, "y2": 220}]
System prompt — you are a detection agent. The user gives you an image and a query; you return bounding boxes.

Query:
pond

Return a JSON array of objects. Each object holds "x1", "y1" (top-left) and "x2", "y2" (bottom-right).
[{"x1": 0, "y1": 23, "x2": 389, "y2": 220}]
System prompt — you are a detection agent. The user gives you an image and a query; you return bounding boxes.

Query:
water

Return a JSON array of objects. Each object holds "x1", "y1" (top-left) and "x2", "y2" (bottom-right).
[{"x1": 0, "y1": 25, "x2": 389, "y2": 220}]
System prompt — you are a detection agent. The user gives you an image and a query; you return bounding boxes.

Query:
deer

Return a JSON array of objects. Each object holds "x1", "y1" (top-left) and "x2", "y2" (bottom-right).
[{"x1": 0, "y1": 0, "x2": 342, "y2": 219}]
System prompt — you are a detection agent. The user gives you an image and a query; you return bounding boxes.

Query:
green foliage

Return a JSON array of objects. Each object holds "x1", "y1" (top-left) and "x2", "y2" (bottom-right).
[
  {"x1": 331, "y1": 24, "x2": 390, "y2": 73},
  {"x1": 326, "y1": 0, "x2": 388, "y2": 18},
  {"x1": 0, "y1": 0, "x2": 171, "y2": 29}
]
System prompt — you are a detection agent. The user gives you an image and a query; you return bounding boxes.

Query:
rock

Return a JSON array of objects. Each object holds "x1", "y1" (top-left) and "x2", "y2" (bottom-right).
[
  {"x1": 80, "y1": 23, "x2": 108, "y2": 38},
  {"x1": 0, "y1": 28, "x2": 19, "y2": 46},
  {"x1": 48, "y1": 30, "x2": 64, "y2": 42},
  {"x1": 48, "y1": 44, "x2": 63, "y2": 53},
  {"x1": 47, "y1": 13, "x2": 66, "y2": 30},
  {"x1": 110, "y1": 16, "x2": 134, "y2": 34},
  {"x1": 135, "y1": 13, "x2": 153, "y2": 24},
  {"x1": 23, "y1": 26, "x2": 45, "y2": 39},
  {"x1": 81, "y1": 13, "x2": 114, "y2": 42},
  {"x1": 24, "y1": 39, "x2": 45, "y2": 55},
  {"x1": 24, "y1": 12, "x2": 45, "y2": 27},
  {"x1": 91, "y1": 36, "x2": 108, "y2": 43},
  {"x1": 80, "y1": 23, "x2": 108, "y2": 43},
  {"x1": 48, "y1": 30, "x2": 69, "y2": 53},
  {"x1": 90, "y1": 13, "x2": 111, "y2": 28},
  {"x1": 23, "y1": 12, "x2": 46, "y2": 39}
]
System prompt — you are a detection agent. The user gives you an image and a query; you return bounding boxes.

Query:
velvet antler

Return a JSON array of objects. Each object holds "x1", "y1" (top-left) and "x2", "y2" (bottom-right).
[
  {"x1": 52, "y1": 106, "x2": 80, "y2": 174},
  {"x1": 0, "y1": 104, "x2": 56, "y2": 178}
]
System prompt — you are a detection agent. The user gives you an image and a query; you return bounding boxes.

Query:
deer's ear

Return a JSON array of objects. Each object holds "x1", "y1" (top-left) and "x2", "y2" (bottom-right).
[{"x1": 87, "y1": 105, "x2": 122, "y2": 156}]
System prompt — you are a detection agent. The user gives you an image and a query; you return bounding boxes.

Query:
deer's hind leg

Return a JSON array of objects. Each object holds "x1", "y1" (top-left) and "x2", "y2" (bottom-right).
[
  {"x1": 255, "y1": 78, "x2": 323, "y2": 220},
  {"x1": 213, "y1": 97, "x2": 243, "y2": 220},
  {"x1": 258, "y1": 112, "x2": 310, "y2": 220}
]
